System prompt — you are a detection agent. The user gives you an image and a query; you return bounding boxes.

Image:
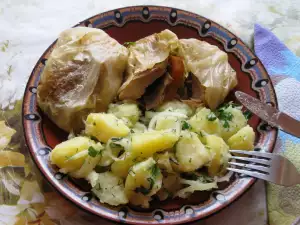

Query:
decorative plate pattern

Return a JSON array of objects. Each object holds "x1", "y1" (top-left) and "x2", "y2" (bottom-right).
[{"x1": 22, "y1": 6, "x2": 278, "y2": 225}]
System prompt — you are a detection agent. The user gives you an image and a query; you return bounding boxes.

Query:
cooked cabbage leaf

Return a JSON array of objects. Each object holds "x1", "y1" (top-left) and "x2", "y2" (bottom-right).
[
  {"x1": 179, "y1": 39, "x2": 237, "y2": 110},
  {"x1": 118, "y1": 29, "x2": 180, "y2": 100},
  {"x1": 37, "y1": 27, "x2": 128, "y2": 132}
]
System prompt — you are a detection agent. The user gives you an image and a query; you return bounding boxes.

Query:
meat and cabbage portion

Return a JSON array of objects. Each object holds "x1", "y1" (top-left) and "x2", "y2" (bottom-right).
[
  {"x1": 179, "y1": 39, "x2": 237, "y2": 110},
  {"x1": 118, "y1": 29, "x2": 180, "y2": 101},
  {"x1": 37, "y1": 27, "x2": 128, "y2": 132}
]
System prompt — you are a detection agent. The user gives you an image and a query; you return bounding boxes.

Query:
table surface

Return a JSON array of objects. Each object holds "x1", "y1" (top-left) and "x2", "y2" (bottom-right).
[{"x1": 0, "y1": 0, "x2": 300, "y2": 224}]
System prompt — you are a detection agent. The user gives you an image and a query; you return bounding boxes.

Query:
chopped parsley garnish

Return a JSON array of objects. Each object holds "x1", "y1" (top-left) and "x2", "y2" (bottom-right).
[
  {"x1": 150, "y1": 164, "x2": 160, "y2": 178},
  {"x1": 218, "y1": 110, "x2": 233, "y2": 121},
  {"x1": 123, "y1": 41, "x2": 136, "y2": 47},
  {"x1": 88, "y1": 146, "x2": 100, "y2": 157},
  {"x1": 217, "y1": 105, "x2": 233, "y2": 128},
  {"x1": 206, "y1": 112, "x2": 217, "y2": 121},
  {"x1": 181, "y1": 121, "x2": 191, "y2": 130},
  {"x1": 223, "y1": 120, "x2": 230, "y2": 128},
  {"x1": 243, "y1": 110, "x2": 252, "y2": 120}
]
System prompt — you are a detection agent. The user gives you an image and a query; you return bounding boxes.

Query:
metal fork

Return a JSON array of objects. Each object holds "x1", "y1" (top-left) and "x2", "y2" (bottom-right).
[{"x1": 227, "y1": 150, "x2": 300, "y2": 186}]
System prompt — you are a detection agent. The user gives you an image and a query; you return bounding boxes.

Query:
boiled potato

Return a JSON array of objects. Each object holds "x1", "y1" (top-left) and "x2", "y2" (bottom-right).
[
  {"x1": 108, "y1": 102, "x2": 141, "y2": 127},
  {"x1": 156, "y1": 100, "x2": 194, "y2": 117},
  {"x1": 205, "y1": 135, "x2": 230, "y2": 176},
  {"x1": 131, "y1": 130, "x2": 178, "y2": 158},
  {"x1": 85, "y1": 113, "x2": 130, "y2": 143},
  {"x1": 87, "y1": 171, "x2": 128, "y2": 206},
  {"x1": 125, "y1": 158, "x2": 162, "y2": 205},
  {"x1": 174, "y1": 131, "x2": 210, "y2": 172},
  {"x1": 189, "y1": 108, "x2": 220, "y2": 135},
  {"x1": 227, "y1": 125, "x2": 255, "y2": 150},
  {"x1": 50, "y1": 137, "x2": 101, "y2": 173},
  {"x1": 155, "y1": 116, "x2": 178, "y2": 130},
  {"x1": 219, "y1": 106, "x2": 247, "y2": 140},
  {"x1": 111, "y1": 154, "x2": 140, "y2": 178}
]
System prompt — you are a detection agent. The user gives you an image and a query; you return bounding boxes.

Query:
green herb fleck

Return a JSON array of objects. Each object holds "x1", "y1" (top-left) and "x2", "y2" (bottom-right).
[
  {"x1": 217, "y1": 106, "x2": 233, "y2": 128},
  {"x1": 243, "y1": 110, "x2": 252, "y2": 120},
  {"x1": 123, "y1": 41, "x2": 136, "y2": 47},
  {"x1": 198, "y1": 174, "x2": 214, "y2": 183},
  {"x1": 88, "y1": 146, "x2": 99, "y2": 157},
  {"x1": 181, "y1": 121, "x2": 191, "y2": 130},
  {"x1": 189, "y1": 158, "x2": 192, "y2": 163},
  {"x1": 223, "y1": 120, "x2": 230, "y2": 129},
  {"x1": 150, "y1": 164, "x2": 160, "y2": 178},
  {"x1": 207, "y1": 112, "x2": 217, "y2": 121}
]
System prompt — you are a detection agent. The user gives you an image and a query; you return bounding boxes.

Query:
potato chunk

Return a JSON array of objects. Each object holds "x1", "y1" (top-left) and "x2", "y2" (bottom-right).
[
  {"x1": 219, "y1": 106, "x2": 247, "y2": 140},
  {"x1": 111, "y1": 153, "x2": 140, "y2": 178},
  {"x1": 131, "y1": 130, "x2": 178, "y2": 158},
  {"x1": 108, "y1": 102, "x2": 141, "y2": 127},
  {"x1": 174, "y1": 131, "x2": 210, "y2": 172},
  {"x1": 189, "y1": 108, "x2": 220, "y2": 135},
  {"x1": 227, "y1": 125, "x2": 255, "y2": 150},
  {"x1": 87, "y1": 171, "x2": 128, "y2": 206},
  {"x1": 50, "y1": 137, "x2": 100, "y2": 173},
  {"x1": 85, "y1": 113, "x2": 130, "y2": 143},
  {"x1": 125, "y1": 158, "x2": 162, "y2": 207},
  {"x1": 155, "y1": 116, "x2": 178, "y2": 131},
  {"x1": 205, "y1": 135, "x2": 230, "y2": 176}
]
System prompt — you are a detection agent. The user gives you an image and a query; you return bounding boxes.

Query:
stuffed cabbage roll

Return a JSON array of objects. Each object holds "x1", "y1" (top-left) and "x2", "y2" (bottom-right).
[
  {"x1": 118, "y1": 29, "x2": 180, "y2": 100},
  {"x1": 179, "y1": 39, "x2": 237, "y2": 110},
  {"x1": 37, "y1": 27, "x2": 128, "y2": 132}
]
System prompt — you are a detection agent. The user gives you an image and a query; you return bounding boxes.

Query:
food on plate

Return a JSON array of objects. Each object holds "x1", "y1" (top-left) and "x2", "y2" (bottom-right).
[
  {"x1": 50, "y1": 136, "x2": 103, "y2": 176},
  {"x1": 37, "y1": 27, "x2": 128, "y2": 132},
  {"x1": 179, "y1": 39, "x2": 237, "y2": 110},
  {"x1": 85, "y1": 113, "x2": 130, "y2": 143},
  {"x1": 118, "y1": 29, "x2": 180, "y2": 101},
  {"x1": 205, "y1": 135, "x2": 230, "y2": 176},
  {"x1": 218, "y1": 104, "x2": 247, "y2": 140},
  {"x1": 173, "y1": 131, "x2": 210, "y2": 172},
  {"x1": 227, "y1": 125, "x2": 255, "y2": 151},
  {"x1": 39, "y1": 28, "x2": 255, "y2": 208},
  {"x1": 50, "y1": 101, "x2": 255, "y2": 207},
  {"x1": 87, "y1": 171, "x2": 128, "y2": 206},
  {"x1": 125, "y1": 158, "x2": 163, "y2": 207}
]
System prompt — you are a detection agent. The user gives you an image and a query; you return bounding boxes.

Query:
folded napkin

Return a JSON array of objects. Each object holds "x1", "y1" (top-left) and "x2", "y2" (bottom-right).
[{"x1": 255, "y1": 24, "x2": 300, "y2": 225}]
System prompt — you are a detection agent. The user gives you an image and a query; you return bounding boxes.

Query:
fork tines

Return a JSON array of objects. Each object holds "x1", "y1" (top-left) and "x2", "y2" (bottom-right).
[{"x1": 227, "y1": 150, "x2": 271, "y2": 178}]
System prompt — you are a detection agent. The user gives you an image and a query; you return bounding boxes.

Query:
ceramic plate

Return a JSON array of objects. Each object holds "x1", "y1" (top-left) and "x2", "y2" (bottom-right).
[{"x1": 23, "y1": 5, "x2": 278, "y2": 225}]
